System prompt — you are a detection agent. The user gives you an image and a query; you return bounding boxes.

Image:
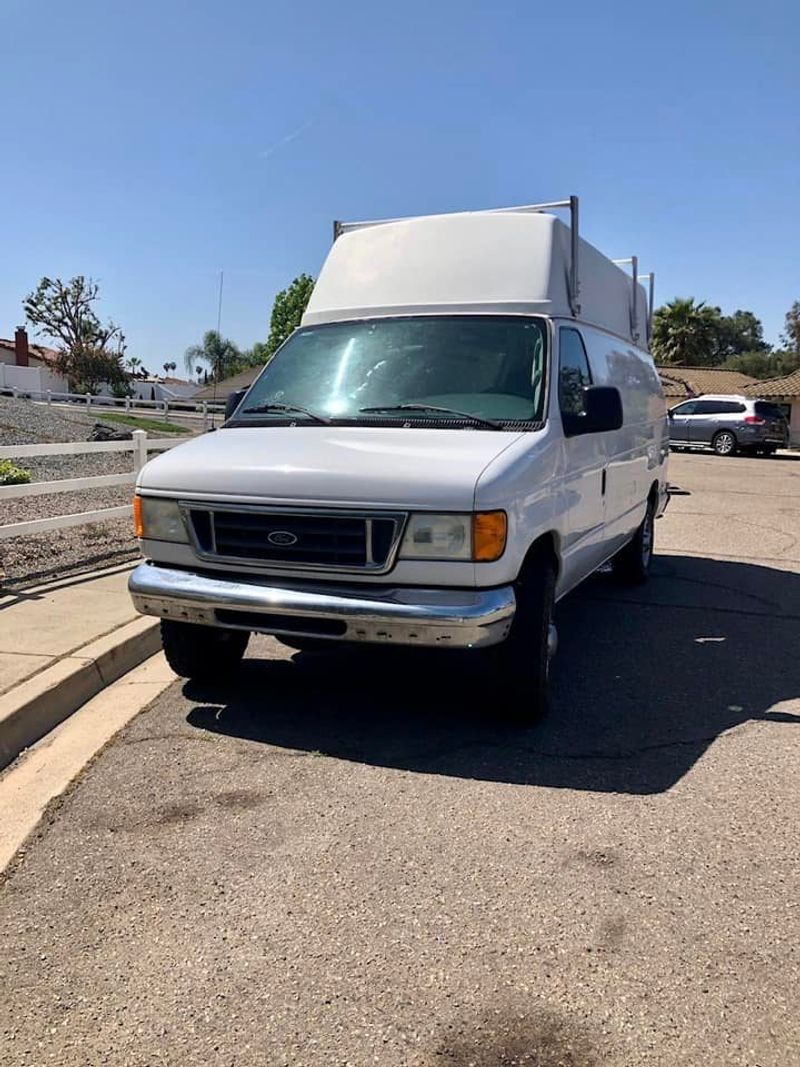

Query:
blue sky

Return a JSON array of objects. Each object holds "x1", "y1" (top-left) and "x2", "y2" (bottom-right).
[{"x1": 2, "y1": 0, "x2": 798, "y2": 370}]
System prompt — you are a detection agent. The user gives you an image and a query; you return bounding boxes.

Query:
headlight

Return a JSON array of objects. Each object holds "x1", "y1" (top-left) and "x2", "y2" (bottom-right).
[
  {"x1": 133, "y1": 496, "x2": 189, "y2": 543},
  {"x1": 400, "y1": 514, "x2": 471, "y2": 559},
  {"x1": 399, "y1": 511, "x2": 507, "y2": 562}
]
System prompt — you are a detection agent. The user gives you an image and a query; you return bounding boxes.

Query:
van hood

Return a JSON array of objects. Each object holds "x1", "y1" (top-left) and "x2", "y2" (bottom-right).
[{"x1": 138, "y1": 426, "x2": 529, "y2": 511}]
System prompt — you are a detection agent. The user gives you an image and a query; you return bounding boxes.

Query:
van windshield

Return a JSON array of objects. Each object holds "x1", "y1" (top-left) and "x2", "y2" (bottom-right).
[{"x1": 233, "y1": 316, "x2": 548, "y2": 427}]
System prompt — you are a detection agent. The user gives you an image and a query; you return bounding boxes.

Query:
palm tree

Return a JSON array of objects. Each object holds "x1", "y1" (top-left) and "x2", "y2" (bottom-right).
[
  {"x1": 184, "y1": 330, "x2": 241, "y2": 382},
  {"x1": 651, "y1": 298, "x2": 724, "y2": 366},
  {"x1": 162, "y1": 360, "x2": 177, "y2": 378},
  {"x1": 126, "y1": 355, "x2": 142, "y2": 376}
]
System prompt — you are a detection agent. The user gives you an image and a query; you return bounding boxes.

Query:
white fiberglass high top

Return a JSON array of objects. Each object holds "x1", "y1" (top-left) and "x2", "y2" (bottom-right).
[{"x1": 304, "y1": 203, "x2": 650, "y2": 347}]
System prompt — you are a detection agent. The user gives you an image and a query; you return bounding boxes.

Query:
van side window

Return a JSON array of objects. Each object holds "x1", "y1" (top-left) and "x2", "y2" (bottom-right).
[{"x1": 558, "y1": 329, "x2": 592, "y2": 416}]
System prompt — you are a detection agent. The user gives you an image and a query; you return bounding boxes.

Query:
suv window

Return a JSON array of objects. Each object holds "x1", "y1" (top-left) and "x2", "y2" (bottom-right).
[
  {"x1": 754, "y1": 401, "x2": 786, "y2": 420},
  {"x1": 671, "y1": 401, "x2": 698, "y2": 415},
  {"x1": 694, "y1": 400, "x2": 746, "y2": 415},
  {"x1": 558, "y1": 328, "x2": 592, "y2": 416}
]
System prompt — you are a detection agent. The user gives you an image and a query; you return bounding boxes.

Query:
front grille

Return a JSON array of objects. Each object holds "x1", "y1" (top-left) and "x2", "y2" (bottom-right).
[{"x1": 187, "y1": 507, "x2": 404, "y2": 572}]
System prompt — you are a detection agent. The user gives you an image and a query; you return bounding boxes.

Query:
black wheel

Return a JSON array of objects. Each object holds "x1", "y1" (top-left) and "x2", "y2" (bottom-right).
[
  {"x1": 612, "y1": 498, "x2": 655, "y2": 585},
  {"x1": 712, "y1": 430, "x2": 737, "y2": 456},
  {"x1": 486, "y1": 552, "x2": 557, "y2": 725},
  {"x1": 160, "y1": 620, "x2": 249, "y2": 680}
]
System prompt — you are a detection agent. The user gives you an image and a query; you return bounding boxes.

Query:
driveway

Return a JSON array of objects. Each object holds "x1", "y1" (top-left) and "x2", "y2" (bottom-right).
[{"x1": 2, "y1": 452, "x2": 799, "y2": 1066}]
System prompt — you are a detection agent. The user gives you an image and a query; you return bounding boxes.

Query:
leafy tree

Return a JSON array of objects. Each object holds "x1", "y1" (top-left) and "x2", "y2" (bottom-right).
[
  {"x1": 722, "y1": 351, "x2": 776, "y2": 378},
  {"x1": 162, "y1": 360, "x2": 177, "y2": 377},
  {"x1": 265, "y1": 274, "x2": 315, "y2": 359},
  {"x1": 652, "y1": 299, "x2": 769, "y2": 366},
  {"x1": 719, "y1": 310, "x2": 769, "y2": 357},
  {"x1": 24, "y1": 275, "x2": 127, "y2": 391},
  {"x1": 235, "y1": 341, "x2": 271, "y2": 370},
  {"x1": 782, "y1": 301, "x2": 800, "y2": 352},
  {"x1": 724, "y1": 349, "x2": 800, "y2": 379},
  {"x1": 67, "y1": 346, "x2": 128, "y2": 394},
  {"x1": 184, "y1": 330, "x2": 241, "y2": 382},
  {"x1": 651, "y1": 298, "x2": 725, "y2": 365}
]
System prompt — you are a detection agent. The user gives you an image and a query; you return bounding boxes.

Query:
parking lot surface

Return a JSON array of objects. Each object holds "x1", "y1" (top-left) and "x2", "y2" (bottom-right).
[{"x1": 2, "y1": 452, "x2": 799, "y2": 1066}]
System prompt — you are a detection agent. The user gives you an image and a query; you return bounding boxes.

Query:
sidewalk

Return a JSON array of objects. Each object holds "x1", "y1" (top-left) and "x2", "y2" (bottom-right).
[{"x1": 0, "y1": 563, "x2": 161, "y2": 767}]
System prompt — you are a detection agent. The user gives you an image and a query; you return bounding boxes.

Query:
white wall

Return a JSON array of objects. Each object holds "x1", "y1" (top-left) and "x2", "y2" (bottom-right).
[
  {"x1": 40, "y1": 366, "x2": 70, "y2": 393},
  {"x1": 160, "y1": 382, "x2": 198, "y2": 399},
  {"x1": 128, "y1": 380, "x2": 197, "y2": 402},
  {"x1": 0, "y1": 361, "x2": 69, "y2": 394}
]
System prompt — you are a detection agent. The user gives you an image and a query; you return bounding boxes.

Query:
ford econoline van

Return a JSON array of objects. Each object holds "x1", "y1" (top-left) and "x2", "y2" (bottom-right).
[{"x1": 130, "y1": 198, "x2": 669, "y2": 721}]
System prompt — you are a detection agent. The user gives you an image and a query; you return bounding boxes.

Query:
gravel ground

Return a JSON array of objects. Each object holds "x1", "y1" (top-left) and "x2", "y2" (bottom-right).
[{"x1": 0, "y1": 397, "x2": 189, "y2": 587}]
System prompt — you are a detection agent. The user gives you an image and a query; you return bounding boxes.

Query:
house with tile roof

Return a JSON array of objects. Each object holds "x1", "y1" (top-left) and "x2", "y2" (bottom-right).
[
  {"x1": 0, "y1": 327, "x2": 68, "y2": 394},
  {"x1": 657, "y1": 366, "x2": 760, "y2": 402},
  {"x1": 192, "y1": 366, "x2": 263, "y2": 401},
  {"x1": 744, "y1": 370, "x2": 800, "y2": 446}
]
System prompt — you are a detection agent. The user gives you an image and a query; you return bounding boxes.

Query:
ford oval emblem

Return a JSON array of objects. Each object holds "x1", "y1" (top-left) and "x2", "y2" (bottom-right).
[{"x1": 267, "y1": 530, "x2": 298, "y2": 547}]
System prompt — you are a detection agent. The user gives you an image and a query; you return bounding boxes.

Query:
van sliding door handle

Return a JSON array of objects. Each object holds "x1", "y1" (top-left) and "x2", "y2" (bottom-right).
[{"x1": 601, "y1": 469, "x2": 607, "y2": 496}]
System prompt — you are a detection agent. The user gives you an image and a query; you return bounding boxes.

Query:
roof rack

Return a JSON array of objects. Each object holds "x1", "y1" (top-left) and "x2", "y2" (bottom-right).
[
  {"x1": 333, "y1": 196, "x2": 582, "y2": 317},
  {"x1": 613, "y1": 258, "x2": 655, "y2": 346}
]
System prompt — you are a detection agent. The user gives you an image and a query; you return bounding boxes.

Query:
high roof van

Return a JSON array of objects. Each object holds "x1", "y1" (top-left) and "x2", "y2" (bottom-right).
[{"x1": 130, "y1": 197, "x2": 669, "y2": 721}]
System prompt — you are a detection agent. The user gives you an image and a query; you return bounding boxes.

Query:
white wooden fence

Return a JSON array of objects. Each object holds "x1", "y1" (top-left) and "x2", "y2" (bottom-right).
[
  {"x1": 0, "y1": 430, "x2": 178, "y2": 540},
  {"x1": 0, "y1": 385, "x2": 224, "y2": 429}
]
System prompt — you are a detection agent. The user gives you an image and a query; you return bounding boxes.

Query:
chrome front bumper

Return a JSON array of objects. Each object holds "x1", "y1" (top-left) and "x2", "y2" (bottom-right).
[{"x1": 129, "y1": 563, "x2": 516, "y2": 650}]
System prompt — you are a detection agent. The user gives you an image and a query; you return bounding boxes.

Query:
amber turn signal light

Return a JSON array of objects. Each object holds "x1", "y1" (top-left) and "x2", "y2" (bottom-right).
[
  {"x1": 472, "y1": 510, "x2": 507, "y2": 562},
  {"x1": 133, "y1": 495, "x2": 144, "y2": 538}
]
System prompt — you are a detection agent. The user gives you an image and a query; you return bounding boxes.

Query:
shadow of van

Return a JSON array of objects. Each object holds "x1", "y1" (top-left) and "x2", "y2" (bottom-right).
[{"x1": 184, "y1": 554, "x2": 800, "y2": 796}]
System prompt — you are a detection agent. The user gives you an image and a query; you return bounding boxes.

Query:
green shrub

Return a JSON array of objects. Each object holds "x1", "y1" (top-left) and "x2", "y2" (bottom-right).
[{"x1": 0, "y1": 460, "x2": 32, "y2": 486}]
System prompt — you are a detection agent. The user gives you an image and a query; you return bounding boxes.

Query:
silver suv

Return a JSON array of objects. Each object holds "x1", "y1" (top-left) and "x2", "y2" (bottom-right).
[{"x1": 668, "y1": 395, "x2": 789, "y2": 456}]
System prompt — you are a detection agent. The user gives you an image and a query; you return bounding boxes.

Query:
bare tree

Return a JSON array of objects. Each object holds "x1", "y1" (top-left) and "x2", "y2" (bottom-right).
[{"x1": 24, "y1": 276, "x2": 127, "y2": 392}]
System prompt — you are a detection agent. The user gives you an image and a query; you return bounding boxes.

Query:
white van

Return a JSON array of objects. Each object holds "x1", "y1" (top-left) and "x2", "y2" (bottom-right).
[{"x1": 130, "y1": 198, "x2": 668, "y2": 721}]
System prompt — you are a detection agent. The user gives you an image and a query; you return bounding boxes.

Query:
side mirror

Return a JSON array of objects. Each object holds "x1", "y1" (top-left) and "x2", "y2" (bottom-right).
[
  {"x1": 563, "y1": 386, "x2": 623, "y2": 437},
  {"x1": 224, "y1": 387, "x2": 248, "y2": 422}
]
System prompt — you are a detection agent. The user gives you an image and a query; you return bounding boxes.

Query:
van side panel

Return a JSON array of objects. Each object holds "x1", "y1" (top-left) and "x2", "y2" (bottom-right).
[
  {"x1": 471, "y1": 426, "x2": 563, "y2": 590},
  {"x1": 579, "y1": 324, "x2": 668, "y2": 552},
  {"x1": 474, "y1": 320, "x2": 667, "y2": 594}
]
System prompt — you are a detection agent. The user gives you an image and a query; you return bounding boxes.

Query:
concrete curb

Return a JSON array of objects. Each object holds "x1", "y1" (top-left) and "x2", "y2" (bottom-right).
[{"x1": 0, "y1": 617, "x2": 161, "y2": 770}]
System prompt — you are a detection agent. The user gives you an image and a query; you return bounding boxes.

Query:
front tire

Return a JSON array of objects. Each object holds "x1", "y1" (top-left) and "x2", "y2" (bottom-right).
[
  {"x1": 712, "y1": 430, "x2": 737, "y2": 456},
  {"x1": 488, "y1": 553, "x2": 557, "y2": 725},
  {"x1": 612, "y1": 498, "x2": 655, "y2": 585},
  {"x1": 161, "y1": 620, "x2": 249, "y2": 680}
]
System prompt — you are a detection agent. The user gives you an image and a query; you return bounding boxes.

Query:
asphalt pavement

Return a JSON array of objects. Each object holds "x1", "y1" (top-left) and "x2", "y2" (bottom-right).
[{"x1": 2, "y1": 451, "x2": 799, "y2": 1066}]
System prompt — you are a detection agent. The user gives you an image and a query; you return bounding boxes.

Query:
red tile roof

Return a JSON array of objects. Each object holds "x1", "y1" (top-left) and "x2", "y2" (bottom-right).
[
  {"x1": 192, "y1": 367, "x2": 262, "y2": 399},
  {"x1": 743, "y1": 369, "x2": 800, "y2": 398},
  {"x1": 0, "y1": 338, "x2": 61, "y2": 367},
  {"x1": 657, "y1": 366, "x2": 759, "y2": 400}
]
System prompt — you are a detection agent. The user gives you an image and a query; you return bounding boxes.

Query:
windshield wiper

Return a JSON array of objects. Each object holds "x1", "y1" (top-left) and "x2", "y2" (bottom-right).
[
  {"x1": 359, "y1": 403, "x2": 503, "y2": 430},
  {"x1": 238, "y1": 402, "x2": 331, "y2": 425}
]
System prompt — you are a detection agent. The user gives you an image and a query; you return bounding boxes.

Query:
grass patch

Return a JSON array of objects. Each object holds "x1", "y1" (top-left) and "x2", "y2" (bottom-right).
[{"x1": 98, "y1": 413, "x2": 191, "y2": 435}]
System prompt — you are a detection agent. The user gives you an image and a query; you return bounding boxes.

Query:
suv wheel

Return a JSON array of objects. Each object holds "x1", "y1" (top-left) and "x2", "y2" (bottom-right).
[
  {"x1": 612, "y1": 498, "x2": 655, "y2": 585},
  {"x1": 712, "y1": 430, "x2": 737, "y2": 456},
  {"x1": 161, "y1": 620, "x2": 249, "y2": 680}
]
